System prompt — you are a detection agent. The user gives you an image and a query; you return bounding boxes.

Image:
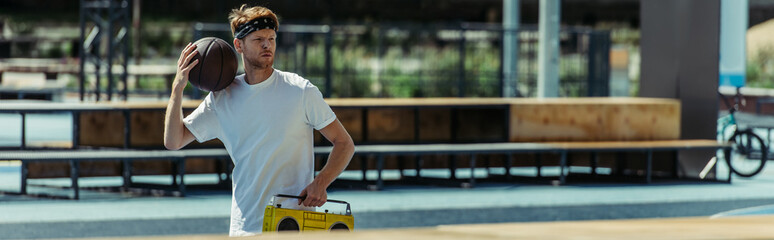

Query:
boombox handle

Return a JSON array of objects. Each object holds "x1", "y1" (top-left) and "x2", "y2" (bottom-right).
[{"x1": 274, "y1": 194, "x2": 352, "y2": 216}]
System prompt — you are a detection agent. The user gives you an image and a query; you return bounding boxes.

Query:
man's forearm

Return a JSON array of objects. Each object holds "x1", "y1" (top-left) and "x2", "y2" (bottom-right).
[
  {"x1": 165, "y1": 42, "x2": 199, "y2": 150},
  {"x1": 314, "y1": 141, "x2": 355, "y2": 188},
  {"x1": 163, "y1": 88, "x2": 186, "y2": 150}
]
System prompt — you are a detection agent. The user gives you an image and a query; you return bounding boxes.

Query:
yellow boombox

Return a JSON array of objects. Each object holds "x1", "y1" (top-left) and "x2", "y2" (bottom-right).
[{"x1": 263, "y1": 194, "x2": 354, "y2": 232}]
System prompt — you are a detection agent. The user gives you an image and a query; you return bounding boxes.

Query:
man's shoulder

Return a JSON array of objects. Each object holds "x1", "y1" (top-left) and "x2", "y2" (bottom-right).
[
  {"x1": 208, "y1": 74, "x2": 243, "y2": 98},
  {"x1": 275, "y1": 69, "x2": 314, "y2": 89}
]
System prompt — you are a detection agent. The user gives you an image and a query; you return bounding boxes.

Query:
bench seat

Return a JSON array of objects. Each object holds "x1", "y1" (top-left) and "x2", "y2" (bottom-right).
[{"x1": 0, "y1": 140, "x2": 730, "y2": 199}]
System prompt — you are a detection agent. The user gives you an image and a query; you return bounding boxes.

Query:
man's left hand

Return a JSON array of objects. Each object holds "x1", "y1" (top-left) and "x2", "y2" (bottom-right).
[{"x1": 298, "y1": 181, "x2": 327, "y2": 207}]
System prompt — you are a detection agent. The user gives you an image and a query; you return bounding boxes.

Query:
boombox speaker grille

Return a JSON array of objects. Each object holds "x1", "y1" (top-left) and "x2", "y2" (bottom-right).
[{"x1": 277, "y1": 218, "x2": 300, "y2": 231}]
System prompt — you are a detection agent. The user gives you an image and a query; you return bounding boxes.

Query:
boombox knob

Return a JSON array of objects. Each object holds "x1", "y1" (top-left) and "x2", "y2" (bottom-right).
[
  {"x1": 277, "y1": 204, "x2": 282, "y2": 208},
  {"x1": 325, "y1": 210, "x2": 329, "y2": 213}
]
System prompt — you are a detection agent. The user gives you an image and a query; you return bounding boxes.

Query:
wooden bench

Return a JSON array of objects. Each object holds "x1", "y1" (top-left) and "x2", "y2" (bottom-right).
[
  {"x1": 0, "y1": 100, "x2": 203, "y2": 149},
  {"x1": 0, "y1": 149, "x2": 229, "y2": 199},
  {"x1": 337, "y1": 140, "x2": 731, "y2": 190},
  {"x1": 0, "y1": 60, "x2": 178, "y2": 99},
  {"x1": 0, "y1": 140, "x2": 729, "y2": 199},
  {"x1": 0, "y1": 98, "x2": 710, "y2": 199},
  {"x1": 0, "y1": 59, "x2": 176, "y2": 82}
]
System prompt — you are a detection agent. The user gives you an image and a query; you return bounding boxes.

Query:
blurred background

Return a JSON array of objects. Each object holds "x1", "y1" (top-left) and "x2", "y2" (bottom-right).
[
  {"x1": 2, "y1": 0, "x2": 773, "y2": 100},
  {"x1": 3, "y1": 0, "x2": 774, "y2": 239},
  {"x1": 0, "y1": 0, "x2": 647, "y2": 100}
]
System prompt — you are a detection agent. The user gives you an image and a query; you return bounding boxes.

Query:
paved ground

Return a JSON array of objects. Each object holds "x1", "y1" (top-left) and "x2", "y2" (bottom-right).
[
  {"x1": 3, "y1": 161, "x2": 774, "y2": 239},
  {"x1": 61, "y1": 215, "x2": 774, "y2": 240}
]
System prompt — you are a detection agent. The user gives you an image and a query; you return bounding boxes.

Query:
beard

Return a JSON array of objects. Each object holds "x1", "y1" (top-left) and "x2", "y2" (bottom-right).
[{"x1": 244, "y1": 53, "x2": 274, "y2": 70}]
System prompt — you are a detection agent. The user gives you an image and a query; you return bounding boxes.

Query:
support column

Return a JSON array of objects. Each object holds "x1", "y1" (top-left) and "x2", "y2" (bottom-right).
[
  {"x1": 641, "y1": 0, "x2": 720, "y2": 178},
  {"x1": 719, "y1": 0, "x2": 748, "y2": 88},
  {"x1": 502, "y1": 0, "x2": 520, "y2": 98},
  {"x1": 537, "y1": 0, "x2": 560, "y2": 98},
  {"x1": 79, "y1": 0, "x2": 131, "y2": 101}
]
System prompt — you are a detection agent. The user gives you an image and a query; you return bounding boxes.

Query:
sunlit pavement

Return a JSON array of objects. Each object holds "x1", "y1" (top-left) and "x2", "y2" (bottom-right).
[{"x1": 2, "y1": 163, "x2": 774, "y2": 239}]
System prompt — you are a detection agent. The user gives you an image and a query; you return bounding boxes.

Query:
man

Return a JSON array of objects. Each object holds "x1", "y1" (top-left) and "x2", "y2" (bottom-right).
[{"x1": 163, "y1": 4, "x2": 354, "y2": 236}]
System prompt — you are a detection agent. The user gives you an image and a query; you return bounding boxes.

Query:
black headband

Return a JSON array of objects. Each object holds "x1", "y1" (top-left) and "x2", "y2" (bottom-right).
[{"x1": 234, "y1": 17, "x2": 277, "y2": 39}]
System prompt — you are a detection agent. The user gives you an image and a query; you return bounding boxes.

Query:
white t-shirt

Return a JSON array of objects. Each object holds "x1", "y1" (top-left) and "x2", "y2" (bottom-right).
[{"x1": 183, "y1": 69, "x2": 336, "y2": 236}]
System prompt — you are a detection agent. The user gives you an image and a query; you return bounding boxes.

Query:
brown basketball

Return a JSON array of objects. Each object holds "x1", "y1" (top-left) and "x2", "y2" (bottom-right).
[{"x1": 188, "y1": 37, "x2": 238, "y2": 91}]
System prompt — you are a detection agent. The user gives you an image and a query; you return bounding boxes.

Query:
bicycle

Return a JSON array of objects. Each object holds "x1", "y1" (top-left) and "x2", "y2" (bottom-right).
[{"x1": 718, "y1": 87, "x2": 769, "y2": 177}]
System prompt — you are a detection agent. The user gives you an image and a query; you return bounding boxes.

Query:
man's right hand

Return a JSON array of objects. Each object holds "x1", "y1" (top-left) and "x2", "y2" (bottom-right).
[{"x1": 173, "y1": 42, "x2": 199, "y2": 93}]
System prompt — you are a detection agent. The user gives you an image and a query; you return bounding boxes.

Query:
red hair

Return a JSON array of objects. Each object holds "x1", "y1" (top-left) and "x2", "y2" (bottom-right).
[{"x1": 228, "y1": 4, "x2": 279, "y2": 37}]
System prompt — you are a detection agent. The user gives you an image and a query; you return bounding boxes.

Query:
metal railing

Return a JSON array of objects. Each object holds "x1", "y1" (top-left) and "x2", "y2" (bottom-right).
[{"x1": 192, "y1": 22, "x2": 611, "y2": 99}]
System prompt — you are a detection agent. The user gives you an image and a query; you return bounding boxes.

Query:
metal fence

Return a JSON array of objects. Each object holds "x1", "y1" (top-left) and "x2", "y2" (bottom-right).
[{"x1": 194, "y1": 22, "x2": 610, "y2": 99}]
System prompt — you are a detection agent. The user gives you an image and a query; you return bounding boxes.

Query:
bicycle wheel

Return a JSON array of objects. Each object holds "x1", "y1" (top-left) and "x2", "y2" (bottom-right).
[{"x1": 725, "y1": 129, "x2": 768, "y2": 177}]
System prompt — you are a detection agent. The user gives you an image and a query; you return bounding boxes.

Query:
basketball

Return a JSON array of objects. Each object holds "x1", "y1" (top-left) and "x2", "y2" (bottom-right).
[{"x1": 187, "y1": 37, "x2": 238, "y2": 92}]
